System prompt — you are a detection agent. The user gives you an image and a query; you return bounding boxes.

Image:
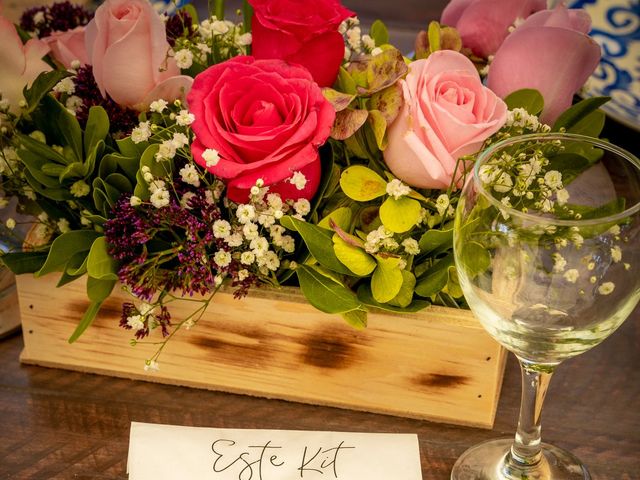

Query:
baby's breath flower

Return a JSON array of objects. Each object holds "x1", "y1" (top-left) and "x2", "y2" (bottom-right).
[
  {"x1": 250, "y1": 236, "x2": 269, "y2": 255},
  {"x1": 214, "y1": 250, "x2": 232, "y2": 268},
  {"x1": 130, "y1": 195, "x2": 142, "y2": 207},
  {"x1": 386, "y1": 178, "x2": 411, "y2": 199},
  {"x1": 175, "y1": 109, "x2": 195, "y2": 126},
  {"x1": 608, "y1": 225, "x2": 621, "y2": 236},
  {"x1": 172, "y1": 132, "x2": 189, "y2": 149},
  {"x1": 402, "y1": 238, "x2": 420, "y2": 255},
  {"x1": 5, "y1": 218, "x2": 16, "y2": 230},
  {"x1": 361, "y1": 34, "x2": 375, "y2": 50},
  {"x1": 144, "y1": 360, "x2": 160, "y2": 372},
  {"x1": 236, "y1": 204, "x2": 256, "y2": 224},
  {"x1": 288, "y1": 171, "x2": 307, "y2": 190},
  {"x1": 555, "y1": 188, "x2": 570, "y2": 205},
  {"x1": 552, "y1": 252, "x2": 567, "y2": 272},
  {"x1": 293, "y1": 198, "x2": 311, "y2": 216},
  {"x1": 242, "y1": 222, "x2": 259, "y2": 240},
  {"x1": 236, "y1": 32, "x2": 252, "y2": 46},
  {"x1": 563, "y1": 269, "x2": 579, "y2": 283},
  {"x1": 70, "y1": 179, "x2": 90, "y2": 197},
  {"x1": 226, "y1": 233, "x2": 243, "y2": 247},
  {"x1": 544, "y1": 170, "x2": 563, "y2": 190},
  {"x1": 212, "y1": 219, "x2": 231, "y2": 238},
  {"x1": 174, "y1": 49, "x2": 194, "y2": 69},
  {"x1": 267, "y1": 193, "x2": 283, "y2": 211},
  {"x1": 611, "y1": 246, "x2": 622, "y2": 263},
  {"x1": 126, "y1": 314, "x2": 145, "y2": 331},
  {"x1": 280, "y1": 235, "x2": 295, "y2": 253},
  {"x1": 240, "y1": 251, "x2": 255, "y2": 265},
  {"x1": 493, "y1": 172, "x2": 513, "y2": 193},
  {"x1": 156, "y1": 140, "x2": 177, "y2": 161},
  {"x1": 598, "y1": 282, "x2": 615, "y2": 295},
  {"x1": 150, "y1": 187, "x2": 170, "y2": 208},
  {"x1": 202, "y1": 148, "x2": 220, "y2": 167},
  {"x1": 131, "y1": 121, "x2": 152, "y2": 143},
  {"x1": 53, "y1": 77, "x2": 75, "y2": 95},
  {"x1": 57, "y1": 218, "x2": 70, "y2": 233},
  {"x1": 149, "y1": 99, "x2": 168, "y2": 113}
]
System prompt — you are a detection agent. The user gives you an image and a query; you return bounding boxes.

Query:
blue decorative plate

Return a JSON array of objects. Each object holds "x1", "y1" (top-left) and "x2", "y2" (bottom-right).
[{"x1": 570, "y1": 0, "x2": 640, "y2": 130}]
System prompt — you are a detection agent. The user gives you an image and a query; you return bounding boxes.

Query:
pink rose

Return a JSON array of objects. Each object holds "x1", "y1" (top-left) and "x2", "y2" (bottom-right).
[
  {"x1": 42, "y1": 26, "x2": 89, "y2": 69},
  {"x1": 84, "y1": 0, "x2": 192, "y2": 110},
  {"x1": 441, "y1": 0, "x2": 546, "y2": 58},
  {"x1": 0, "y1": 16, "x2": 50, "y2": 114},
  {"x1": 187, "y1": 57, "x2": 335, "y2": 203},
  {"x1": 487, "y1": 5, "x2": 600, "y2": 124},
  {"x1": 383, "y1": 50, "x2": 507, "y2": 190},
  {"x1": 249, "y1": 0, "x2": 354, "y2": 87}
]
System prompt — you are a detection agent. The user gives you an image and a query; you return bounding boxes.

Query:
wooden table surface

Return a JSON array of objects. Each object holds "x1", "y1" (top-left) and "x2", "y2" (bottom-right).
[{"x1": 0, "y1": 307, "x2": 638, "y2": 479}]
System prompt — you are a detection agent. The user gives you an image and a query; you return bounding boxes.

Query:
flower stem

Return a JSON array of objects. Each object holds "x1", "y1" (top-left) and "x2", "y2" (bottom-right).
[{"x1": 209, "y1": 0, "x2": 225, "y2": 20}]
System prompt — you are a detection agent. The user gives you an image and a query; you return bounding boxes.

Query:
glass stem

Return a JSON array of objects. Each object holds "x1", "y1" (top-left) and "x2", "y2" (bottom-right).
[{"x1": 509, "y1": 359, "x2": 556, "y2": 467}]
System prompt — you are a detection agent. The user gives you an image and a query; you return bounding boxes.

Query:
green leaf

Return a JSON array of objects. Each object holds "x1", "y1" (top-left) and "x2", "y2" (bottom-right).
[
  {"x1": 371, "y1": 255, "x2": 403, "y2": 303},
  {"x1": 322, "y1": 88, "x2": 355, "y2": 112},
  {"x1": 331, "y1": 108, "x2": 369, "y2": 140},
  {"x1": 281, "y1": 216, "x2": 352, "y2": 275},
  {"x1": 505, "y1": 89, "x2": 544, "y2": 115},
  {"x1": 552, "y1": 96, "x2": 610, "y2": 132},
  {"x1": 369, "y1": 83, "x2": 403, "y2": 125},
  {"x1": 87, "y1": 275, "x2": 116, "y2": 302},
  {"x1": 332, "y1": 234, "x2": 376, "y2": 276},
  {"x1": 386, "y1": 270, "x2": 416, "y2": 308},
  {"x1": 340, "y1": 165, "x2": 387, "y2": 201},
  {"x1": 369, "y1": 19, "x2": 389, "y2": 45},
  {"x1": 565, "y1": 109, "x2": 605, "y2": 137},
  {"x1": 68, "y1": 300, "x2": 102, "y2": 343},
  {"x1": 357, "y1": 283, "x2": 430, "y2": 313},
  {"x1": 419, "y1": 224, "x2": 454, "y2": 253},
  {"x1": 23, "y1": 170, "x2": 71, "y2": 201},
  {"x1": 427, "y1": 21, "x2": 441, "y2": 52},
  {"x1": 117, "y1": 136, "x2": 148, "y2": 158},
  {"x1": 296, "y1": 264, "x2": 363, "y2": 314},
  {"x1": 340, "y1": 309, "x2": 368, "y2": 329},
  {"x1": 379, "y1": 196, "x2": 421, "y2": 233},
  {"x1": 39, "y1": 95, "x2": 83, "y2": 162},
  {"x1": 86, "y1": 237, "x2": 119, "y2": 281},
  {"x1": 23, "y1": 70, "x2": 72, "y2": 115},
  {"x1": 457, "y1": 241, "x2": 490, "y2": 279},
  {"x1": 36, "y1": 230, "x2": 101, "y2": 277},
  {"x1": 84, "y1": 106, "x2": 110, "y2": 155},
  {"x1": 65, "y1": 251, "x2": 89, "y2": 277},
  {"x1": 336, "y1": 67, "x2": 357, "y2": 94},
  {"x1": 0, "y1": 251, "x2": 48, "y2": 274},
  {"x1": 318, "y1": 206, "x2": 352, "y2": 231},
  {"x1": 367, "y1": 109, "x2": 387, "y2": 150},
  {"x1": 415, "y1": 254, "x2": 455, "y2": 297}
]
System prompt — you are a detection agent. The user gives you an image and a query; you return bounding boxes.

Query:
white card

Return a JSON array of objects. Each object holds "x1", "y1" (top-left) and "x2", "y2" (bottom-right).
[{"x1": 127, "y1": 422, "x2": 422, "y2": 480}]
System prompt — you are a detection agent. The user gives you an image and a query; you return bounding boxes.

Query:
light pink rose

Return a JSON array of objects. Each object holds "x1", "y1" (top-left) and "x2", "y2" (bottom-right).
[
  {"x1": 84, "y1": 0, "x2": 192, "y2": 111},
  {"x1": 383, "y1": 50, "x2": 507, "y2": 190},
  {"x1": 487, "y1": 5, "x2": 600, "y2": 124},
  {"x1": 42, "y1": 26, "x2": 89, "y2": 69},
  {"x1": 441, "y1": 0, "x2": 546, "y2": 58},
  {"x1": 0, "y1": 16, "x2": 51, "y2": 114}
]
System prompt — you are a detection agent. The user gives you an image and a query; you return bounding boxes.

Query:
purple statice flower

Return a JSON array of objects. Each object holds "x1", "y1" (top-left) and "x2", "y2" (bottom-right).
[
  {"x1": 166, "y1": 10, "x2": 196, "y2": 47},
  {"x1": 74, "y1": 65, "x2": 138, "y2": 135},
  {"x1": 20, "y1": 1, "x2": 93, "y2": 38}
]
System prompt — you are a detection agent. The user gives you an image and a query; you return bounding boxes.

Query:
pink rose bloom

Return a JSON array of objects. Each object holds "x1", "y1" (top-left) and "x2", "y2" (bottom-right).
[
  {"x1": 441, "y1": 0, "x2": 546, "y2": 58},
  {"x1": 0, "y1": 16, "x2": 50, "y2": 114},
  {"x1": 383, "y1": 50, "x2": 507, "y2": 190},
  {"x1": 187, "y1": 57, "x2": 335, "y2": 203},
  {"x1": 42, "y1": 26, "x2": 89, "y2": 69},
  {"x1": 487, "y1": 5, "x2": 600, "y2": 124},
  {"x1": 84, "y1": 0, "x2": 192, "y2": 111}
]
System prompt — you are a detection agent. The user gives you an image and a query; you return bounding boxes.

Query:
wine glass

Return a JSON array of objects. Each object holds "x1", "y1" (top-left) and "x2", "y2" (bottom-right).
[{"x1": 451, "y1": 133, "x2": 640, "y2": 479}]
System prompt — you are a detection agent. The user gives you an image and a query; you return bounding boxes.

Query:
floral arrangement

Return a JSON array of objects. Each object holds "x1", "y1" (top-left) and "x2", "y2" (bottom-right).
[{"x1": 0, "y1": 0, "x2": 606, "y2": 367}]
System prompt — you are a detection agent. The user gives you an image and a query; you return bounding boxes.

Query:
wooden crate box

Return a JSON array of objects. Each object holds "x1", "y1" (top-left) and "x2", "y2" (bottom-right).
[{"x1": 16, "y1": 274, "x2": 507, "y2": 428}]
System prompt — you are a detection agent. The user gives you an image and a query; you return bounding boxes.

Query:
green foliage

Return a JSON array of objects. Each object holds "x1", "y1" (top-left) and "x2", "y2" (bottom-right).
[
  {"x1": 369, "y1": 20, "x2": 389, "y2": 46},
  {"x1": 379, "y1": 196, "x2": 421, "y2": 233},
  {"x1": 505, "y1": 89, "x2": 544, "y2": 116},
  {"x1": 553, "y1": 97, "x2": 610, "y2": 133},
  {"x1": 295, "y1": 264, "x2": 365, "y2": 314},
  {"x1": 340, "y1": 165, "x2": 387, "y2": 201}
]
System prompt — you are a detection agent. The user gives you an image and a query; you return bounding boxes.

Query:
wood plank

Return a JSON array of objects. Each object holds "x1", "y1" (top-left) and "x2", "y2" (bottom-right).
[{"x1": 16, "y1": 273, "x2": 506, "y2": 428}]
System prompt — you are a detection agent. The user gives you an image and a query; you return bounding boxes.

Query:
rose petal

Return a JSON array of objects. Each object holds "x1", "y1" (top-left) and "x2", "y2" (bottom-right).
[{"x1": 487, "y1": 26, "x2": 600, "y2": 123}]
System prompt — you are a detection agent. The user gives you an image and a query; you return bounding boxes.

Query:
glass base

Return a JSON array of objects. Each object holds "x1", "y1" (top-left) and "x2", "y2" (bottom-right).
[{"x1": 451, "y1": 439, "x2": 591, "y2": 480}]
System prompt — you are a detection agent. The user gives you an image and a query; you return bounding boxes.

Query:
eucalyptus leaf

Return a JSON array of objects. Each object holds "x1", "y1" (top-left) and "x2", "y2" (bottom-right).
[
  {"x1": 281, "y1": 216, "x2": 352, "y2": 275},
  {"x1": 337, "y1": 67, "x2": 357, "y2": 95},
  {"x1": 340, "y1": 165, "x2": 387, "y2": 201},
  {"x1": 296, "y1": 264, "x2": 363, "y2": 314},
  {"x1": 370, "y1": 19, "x2": 389, "y2": 45},
  {"x1": 84, "y1": 106, "x2": 110, "y2": 155},
  {"x1": 415, "y1": 254, "x2": 455, "y2": 297},
  {"x1": 371, "y1": 255, "x2": 403, "y2": 303},
  {"x1": 379, "y1": 196, "x2": 421, "y2": 233},
  {"x1": 35, "y1": 230, "x2": 101, "y2": 277},
  {"x1": 505, "y1": 89, "x2": 544, "y2": 115},
  {"x1": 357, "y1": 284, "x2": 430, "y2": 313},
  {"x1": 332, "y1": 234, "x2": 376, "y2": 276},
  {"x1": 86, "y1": 236, "x2": 119, "y2": 281},
  {"x1": 419, "y1": 224, "x2": 454, "y2": 254},
  {"x1": 340, "y1": 309, "x2": 368, "y2": 329}
]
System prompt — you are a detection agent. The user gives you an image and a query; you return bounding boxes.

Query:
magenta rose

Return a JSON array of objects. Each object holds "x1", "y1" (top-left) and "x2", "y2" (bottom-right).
[
  {"x1": 383, "y1": 50, "x2": 507, "y2": 190},
  {"x1": 487, "y1": 5, "x2": 600, "y2": 124},
  {"x1": 43, "y1": 26, "x2": 89, "y2": 69},
  {"x1": 441, "y1": 0, "x2": 546, "y2": 58},
  {"x1": 84, "y1": 0, "x2": 192, "y2": 110},
  {"x1": 187, "y1": 57, "x2": 335, "y2": 203},
  {"x1": 248, "y1": 0, "x2": 354, "y2": 87}
]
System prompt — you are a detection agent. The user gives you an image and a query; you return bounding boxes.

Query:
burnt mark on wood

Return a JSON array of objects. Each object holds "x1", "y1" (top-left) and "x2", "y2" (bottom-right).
[
  {"x1": 65, "y1": 297, "x2": 124, "y2": 325},
  {"x1": 190, "y1": 326, "x2": 273, "y2": 368},
  {"x1": 300, "y1": 328, "x2": 361, "y2": 370},
  {"x1": 414, "y1": 373, "x2": 469, "y2": 389}
]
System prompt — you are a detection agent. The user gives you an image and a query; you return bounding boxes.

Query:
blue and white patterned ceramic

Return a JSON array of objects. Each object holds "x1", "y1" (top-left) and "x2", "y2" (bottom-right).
[
  {"x1": 152, "y1": 0, "x2": 191, "y2": 15},
  {"x1": 570, "y1": 0, "x2": 640, "y2": 130}
]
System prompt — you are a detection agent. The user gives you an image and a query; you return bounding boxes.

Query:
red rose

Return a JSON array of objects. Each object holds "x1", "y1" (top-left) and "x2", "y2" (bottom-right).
[
  {"x1": 187, "y1": 56, "x2": 335, "y2": 203},
  {"x1": 248, "y1": 0, "x2": 354, "y2": 87}
]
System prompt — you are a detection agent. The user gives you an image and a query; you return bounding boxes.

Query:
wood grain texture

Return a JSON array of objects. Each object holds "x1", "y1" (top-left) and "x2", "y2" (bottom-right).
[{"x1": 16, "y1": 273, "x2": 506, "y2": 428}]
